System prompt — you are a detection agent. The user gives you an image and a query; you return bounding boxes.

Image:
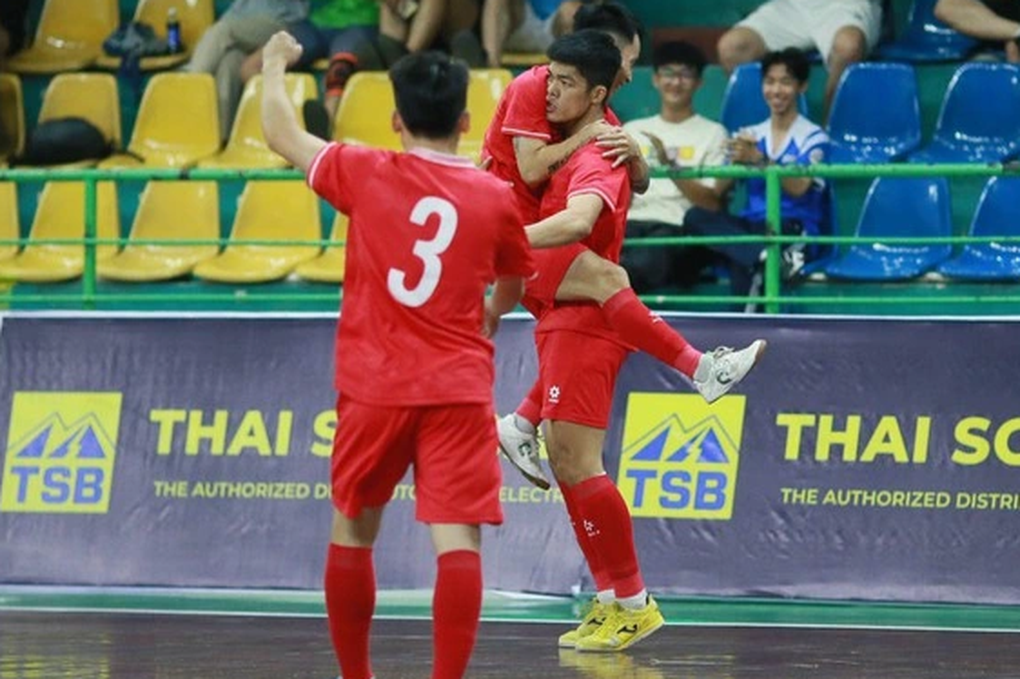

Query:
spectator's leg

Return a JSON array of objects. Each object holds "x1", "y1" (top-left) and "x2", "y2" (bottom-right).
[
  {"x1": 324, "y1": 25, "x2": 378, "y2": 120},
  {"x1": 552, "y1": 1, "x2": 583, "y2": 37},
  {"x1": 824, "y1": 26, "x2": 867, "y2": 118},
  {"x1": 719, "y1": 0, "x2": 815, "y2": 72},
  {"x1": 214, "y1": 18, "x2": 285, "y2": 142},
  {"x1": 619, "y1": 220, "x2": 680, "y2": 293},
  {"x1": 404, "y1": 0, "x2": 449, "y2": 52},
  {"x1": 812, "y1": 1, "x2": 881, "y2": 116},
  {"x1": 684, "y1": 208, "x2": 762, "y2": 301},
  {"x1": 184, "y1": 19, "x2": 233, "y2": 74},
  {"x1": 717, "y1": 26, "x2": 767, "y2": 72},
  {"x1": 241, "y1": 18, "x2": 327, "y2": 83},
  {"x1": 481, "y1": 0, "x2": 524, "y2": 67}
]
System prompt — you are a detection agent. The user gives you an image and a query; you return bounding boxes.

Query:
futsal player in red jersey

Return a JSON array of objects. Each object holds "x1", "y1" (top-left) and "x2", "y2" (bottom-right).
[
  {"x1": 261, "y1": 32, "x2": 534, "y2": 679},
  {"x1": 483, "y1": 3, "x2": 767, "y2": 491},
  {"x1": 523, "y1": 30, "x2": 767, "y2": 653}
]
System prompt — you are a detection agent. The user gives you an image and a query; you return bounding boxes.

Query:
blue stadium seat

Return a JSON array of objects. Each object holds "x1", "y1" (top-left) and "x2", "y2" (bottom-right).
[
  {"x1": 909, "y1": 63, "x2": 1020, "y2": 163},
  {"x1": 825, "y1": 177, "x2": 952, "y2": 280},
  {"x1": 827, "y1": 63, "x2": 921, "y2": 163},
  {"x1": 719, "y1": 62, "x2": 807, "y2": 134},
  {"x1": 937, "y1": 177, "x2": 1020, "y2": 280},
  {"x1": 877, "y1": 0, "x2": 978, "y2": 62}
]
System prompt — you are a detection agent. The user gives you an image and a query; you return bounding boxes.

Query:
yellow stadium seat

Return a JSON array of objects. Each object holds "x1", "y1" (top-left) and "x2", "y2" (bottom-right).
[
  {"x1": 333, "y1": 69, "x2": 512, "y2": 161},
  {"x1": 7, "y1": 0, "x2": 119, "y2": 74},
  {"x1": 0, "y1": 75, "x2": 25, "y2": 164},
  {"x1": 0, "y1": 183, "x2": 20, "y2": 262},
  {"x1": 0, "y1": 182, "x2": 119, "y2": 283},
  {"x1": 199, "y1": 74, "x2": 318, "y2": 169},
  {"x1": 95, "y1": 0, "x2": 215, "y2": 71},
  {"x1": 461, "y1": 69, "x2": 513, "y2": 162},
  {"x1": 333, "y1": 72, "x2": 401, "y2": 151},
  {"x1": 98, "y1": 181, "x2": 219, "y2": 282},
  {"x1": 294, "y1": 212, "x2": 348, "y2": 284},
  {"x1": 192, "y1": 181, "x2": 321, "y2": 283},
  {"x1": 29, "y1": 73, "x2": 123, "y2": 169},
  {"x1": 100, "y1": 73, "x2": 220, "y2": 169},
  {"x1": 501, "y1": 52, "x2": 547, "y2": 67}
]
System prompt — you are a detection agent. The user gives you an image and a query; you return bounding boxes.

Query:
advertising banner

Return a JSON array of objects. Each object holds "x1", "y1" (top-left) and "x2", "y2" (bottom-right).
[{"x1": 1, "y1": 313, "x2": 1018, "y2": 605}]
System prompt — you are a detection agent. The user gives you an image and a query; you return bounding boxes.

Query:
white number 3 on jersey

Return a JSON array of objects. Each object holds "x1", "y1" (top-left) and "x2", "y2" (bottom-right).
[{"x1": 387, "y1": 196, "x2": 459, "y2": 308}]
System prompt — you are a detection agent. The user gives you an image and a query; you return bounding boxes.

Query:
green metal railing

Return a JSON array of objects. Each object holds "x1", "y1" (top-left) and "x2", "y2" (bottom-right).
[{"x1": 0, "y1": 163, "x2": 1018, "y2": 312}]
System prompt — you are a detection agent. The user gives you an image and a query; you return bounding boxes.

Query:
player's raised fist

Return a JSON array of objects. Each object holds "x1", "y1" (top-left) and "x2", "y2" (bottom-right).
[{"x1": 262, "y1": 31, "x2": 303, "y2": 69}]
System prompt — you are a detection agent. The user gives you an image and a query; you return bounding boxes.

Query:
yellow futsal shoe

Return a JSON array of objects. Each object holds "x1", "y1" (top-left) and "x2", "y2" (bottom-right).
[
  {"x1": 574, "y1": 596, "x2": 665, "y2": 652},
  {"x1": 558, "y1": 599, "x2": 616, "y2": 648}
]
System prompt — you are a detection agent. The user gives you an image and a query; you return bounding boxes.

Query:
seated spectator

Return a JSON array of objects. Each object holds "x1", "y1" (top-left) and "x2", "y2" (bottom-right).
[
  {"x1": 717, "y1": 0, "x2": 883, "y2": 115},
  {"x1": 480, "y1": 0, "x2": 581, "y2": 67},
  {"x1": 186, "y1": 0, "x2": 309, "y2": 140},
  {"x1": 934, "y1": 0, "x2": 1020, "y2": 61},
  {"x1": 241, "y1": 0, "x2": 380, "y2": 123},
  {"x1": 683, "y1": 48, "x2": 829, "y2": 311},
  {"x1": 620, "y1": 40, "x2": 728, "y2": 293},
  {"x1": 356, "y1": 0, "x2": 483, "y2": 69}
]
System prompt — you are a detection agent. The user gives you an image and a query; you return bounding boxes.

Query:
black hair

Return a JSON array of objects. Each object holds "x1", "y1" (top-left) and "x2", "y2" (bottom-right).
[
  {"x1": 653, "y1": 40, "x2": 707, "y2": 77},
  {"x1": 547, "y1": 29, "x2": 622, "y2": 93},
  {"x1": 761, "y1": 47, "x2": 811, "y2": 84},
  {"x1": 572, "y1": 1, "x2": 640, "y2": 44},
  {"x1": 388, "y1": 51, "x2": 468, "y2": 139}
]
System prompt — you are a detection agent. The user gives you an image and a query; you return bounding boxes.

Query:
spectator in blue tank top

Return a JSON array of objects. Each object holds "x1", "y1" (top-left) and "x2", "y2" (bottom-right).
[{"x1": 683, "y1": 47, "x2": 829, "y2": 312}]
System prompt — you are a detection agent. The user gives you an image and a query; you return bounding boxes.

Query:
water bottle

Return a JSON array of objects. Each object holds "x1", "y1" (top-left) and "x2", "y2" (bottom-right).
[{"x1": 166, "y1": 7, "x2": 182, "y2": 54}]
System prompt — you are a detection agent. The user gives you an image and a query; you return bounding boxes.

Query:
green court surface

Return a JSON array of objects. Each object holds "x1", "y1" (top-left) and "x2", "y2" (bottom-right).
[{"x1": 3, "y1": 587, "x2": 1020, "y2": 633}]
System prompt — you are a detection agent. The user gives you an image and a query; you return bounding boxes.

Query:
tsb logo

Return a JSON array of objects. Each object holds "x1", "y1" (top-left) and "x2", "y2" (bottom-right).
[
  {"x1": 617, "y1": 393, "x2": 746, "y2": 520},
  {"x1": 1, "y1": 392, "x2": 123, "y2": 513}
]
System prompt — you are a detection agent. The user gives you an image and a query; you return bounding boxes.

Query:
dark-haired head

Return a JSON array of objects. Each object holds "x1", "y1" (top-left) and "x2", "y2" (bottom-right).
[
  {"x1": 545, "y1": 30, "x2": 621, "y2": 127},
  {"x1": 389, "y1": 51, "x2": 468, "y2": 140},
  {"x1": 761, "y1": 47, "x2": 810, "y2": 84},
  {"x1": 571, "y1": 0, "x2": 641, "y2": 88},
  {"x1": 653, "y1": 40, "x2": 706, "y2": 78}
]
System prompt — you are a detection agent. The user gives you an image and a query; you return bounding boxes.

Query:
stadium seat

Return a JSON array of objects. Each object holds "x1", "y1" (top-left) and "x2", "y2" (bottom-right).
[
  {"x1": 460, "y1": 69, "x2": 514, "y2": 162},
  {"x1": 0, "y1": 183, "x2": 19, "y2": 262},
  {"x1": 909, "y1": 63, "x2": 1020, "y2": 163},
  {"x1": 827, "y1": 63, "x2": 921, "y2": 163},
  {"x1": 95, "y1": 0, "x2": 215, "y2": 71},
  {"x1": 33, "y1": 74, "x2": 122, "y2": 168},
  {"x1": 333, "y1": 72, "x2": 402, "y2": 151},
  {"x1": 199, "y1": 74, "x2": 318, "y2": 169},
  {"x1": 0, "y1": 74, "x2": 25, "y2": 165},
  {"x1": 501, "y1": 52, "x2": 547, "y2": 67},
  {"x1": 295, "y1": 213, "x2": 348, "y2": 284},
  {"x1": 720, "y1": 62, "x2": 808, "y2": 134},
  {"x1": 6, "y1": 0, "x2": 119, "y2": 74},
  {"x1": 825, "y1": 177, "x2": 952, "y2": 281},
  {"x1": 192, "y1": 181, "x2": 321, "y2": 283},
  {"x1": 0, "y1": 181, "x2": 119, "y2": 283},
  {"x1": 937, "y1": 177, "x2": 1020, "y2": 280},
  {"x1": 98, "y1": 181, "x2": 219, "y2": 282},
  {"x1": 100, "y1": 73, "x2": 220, "y2": 168},
  {"x1": 877, "y1": 0, "x2": 978, "y2": 62}
]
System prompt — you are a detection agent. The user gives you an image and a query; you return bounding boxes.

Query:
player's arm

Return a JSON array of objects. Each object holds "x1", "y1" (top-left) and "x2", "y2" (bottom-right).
[
  {"x1": 261, "y1": 31, "x2": 326, "y2": 173},
  {"x1": 525, "y1": 193, "x2": 603, "y2": 249},
  {"x1": 482, "y1": 275, "x2": 526, "y2": 338},
  {"x1": 514, "y1": 120, "x2": 612, "y2": 187}
]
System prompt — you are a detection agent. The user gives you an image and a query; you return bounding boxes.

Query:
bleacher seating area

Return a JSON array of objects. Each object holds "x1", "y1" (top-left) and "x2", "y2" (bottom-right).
[{"x1": 0, "y1": 0, "x2": 1018, "y2": 314}]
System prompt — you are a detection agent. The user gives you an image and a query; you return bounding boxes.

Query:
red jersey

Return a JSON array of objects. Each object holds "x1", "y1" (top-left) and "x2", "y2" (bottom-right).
[
  {"x1": 482, "y1": 65, "x2": 623, "y2": 222},
  {"x1": 307, "y1": 143, "x2": 534, "y2": 406},
  {"x1": 535, "y1": 142, "x2": 631, "y2": 340}
]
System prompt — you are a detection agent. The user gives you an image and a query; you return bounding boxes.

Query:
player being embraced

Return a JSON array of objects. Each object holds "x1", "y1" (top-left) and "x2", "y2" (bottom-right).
[
  {"x1": 484, "y1": 2, "x2": 767, "y2": 491},
  {"x1": 261, "y1": 32, "x2": 533, "y2": 679}
]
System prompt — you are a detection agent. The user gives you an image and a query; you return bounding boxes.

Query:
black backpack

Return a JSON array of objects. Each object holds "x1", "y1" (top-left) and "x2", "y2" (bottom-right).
[{"x1": 13, "y1": 117, "x2": 114, "y2": 166}]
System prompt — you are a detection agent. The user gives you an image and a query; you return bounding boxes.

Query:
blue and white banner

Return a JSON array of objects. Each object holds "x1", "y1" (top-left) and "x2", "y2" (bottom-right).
[{"x1": 1, "y1": 313, "x2": 1018, "y2": 604}]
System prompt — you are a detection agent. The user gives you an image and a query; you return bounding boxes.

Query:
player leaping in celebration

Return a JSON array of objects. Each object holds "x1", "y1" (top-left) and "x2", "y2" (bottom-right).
[
  {"x1": 483, "y1": 2, "x2": 766, "y2": 490},
  {"x1": 261, "y1": 32, "x2": 533, "y2": 679}
]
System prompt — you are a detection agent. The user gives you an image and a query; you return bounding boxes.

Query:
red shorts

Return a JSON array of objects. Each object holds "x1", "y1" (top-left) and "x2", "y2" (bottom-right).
[
  {"x1": 521, "y1": 243, "x2": 587, "y2": 318},
  {"x1": 536, "y1": 331, "x2": 630, "y2": 429},
  {"x1": 330, "y1": 396, "x2": 503, "y2": 525}
]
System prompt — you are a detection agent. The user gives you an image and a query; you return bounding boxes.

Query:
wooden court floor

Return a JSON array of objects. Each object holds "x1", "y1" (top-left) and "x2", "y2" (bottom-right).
[{"x1": 3, "y1": 610, "x2": 1020, "y2": 679}]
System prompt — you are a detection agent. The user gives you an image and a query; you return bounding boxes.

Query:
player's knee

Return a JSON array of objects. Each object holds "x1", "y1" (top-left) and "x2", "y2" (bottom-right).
[{"x1": 596, "y1": 261, "x2": 630, "y2": 300}]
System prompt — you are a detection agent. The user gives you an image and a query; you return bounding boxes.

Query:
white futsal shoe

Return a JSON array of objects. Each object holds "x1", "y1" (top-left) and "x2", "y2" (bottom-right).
[
  {"x1": 496, "y1": 414, "x2": 551, "y2": 490},
  {"x1": 692, "y1": 340, "x2": 767, "y2": 404}
]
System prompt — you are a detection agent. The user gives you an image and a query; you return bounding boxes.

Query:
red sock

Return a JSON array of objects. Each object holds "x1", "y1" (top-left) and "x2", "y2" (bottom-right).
[
  {"x1": 571, "y1": 475, "x2": 645, "y2": 599},
  {"x1": 433, "y1": 550, "x2": 482, "y2": 679},
  {"x1": 514, "y1": 380, "x2": 543, "y2": 428},
  {"x1": 601, "y1": 288, "x2": 702, "y2": 377},
  {"x1": 561, "y1": 482, "x2": 613, "y2": 592},
  {"x1": 324, "y1": 544, "x2": 375, "y2": 679}
]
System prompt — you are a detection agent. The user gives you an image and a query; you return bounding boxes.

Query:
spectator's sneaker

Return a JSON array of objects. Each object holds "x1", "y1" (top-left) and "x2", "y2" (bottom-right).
[
  {"x1": 574, "y1": 597, "x2": 665, "y2": 652},
  {"x1": 693, "y1": 340, "x2": 767, "y2": 404},
  {"x1": 558, "y1": 600, "x2": 615, "y2": 648},
  {"x1": 496, "y1": 414, "x2": 551, "y2": 490}
]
